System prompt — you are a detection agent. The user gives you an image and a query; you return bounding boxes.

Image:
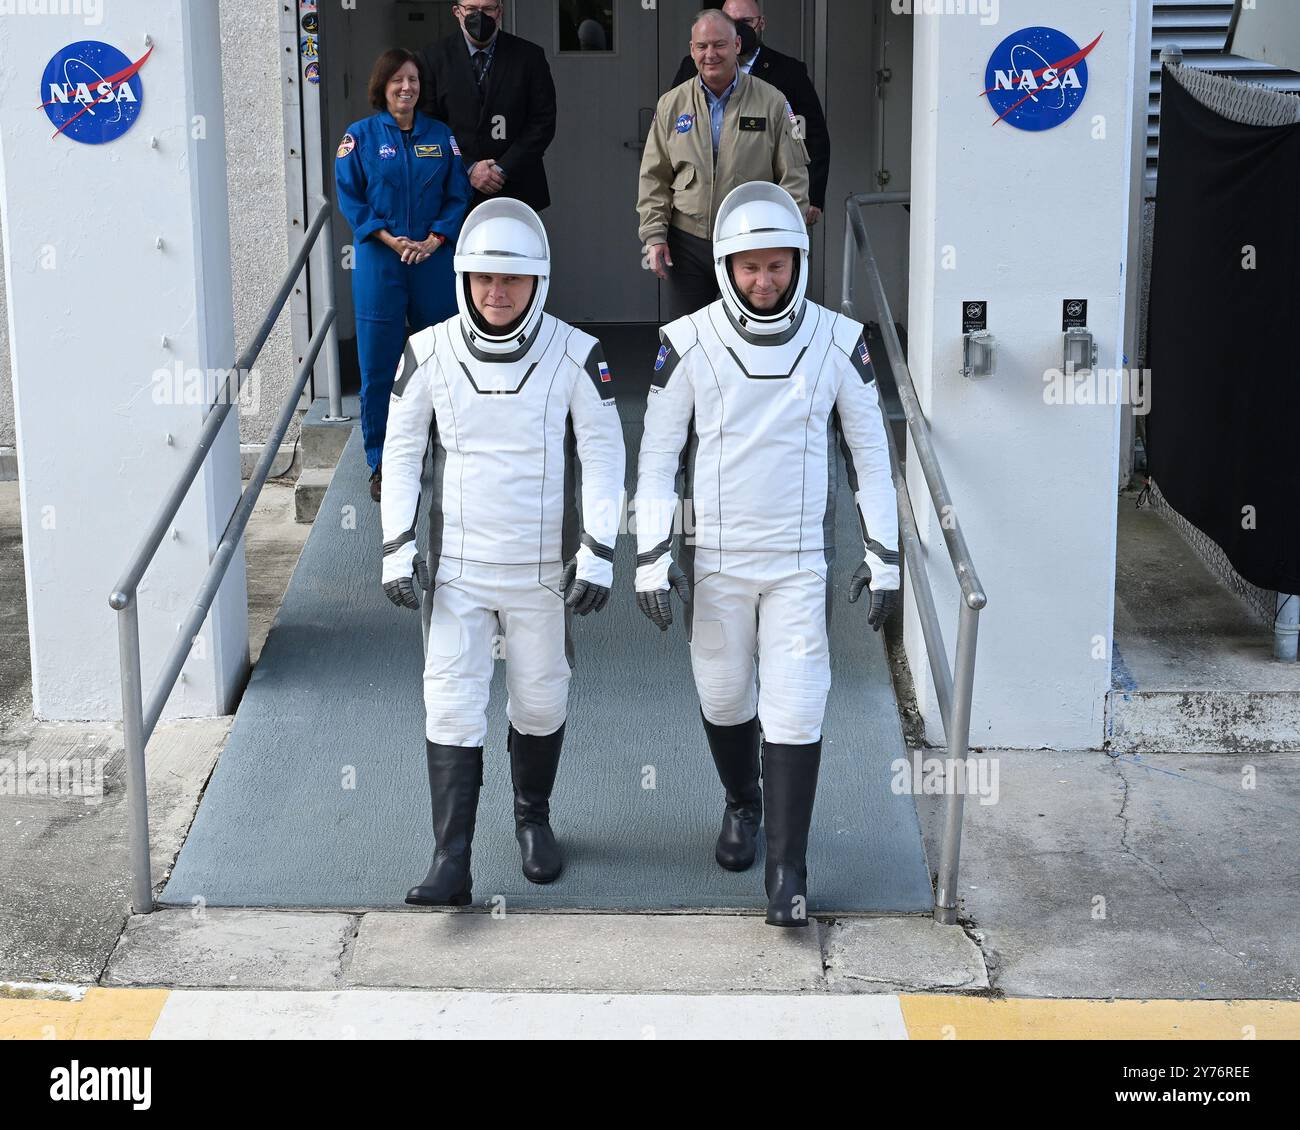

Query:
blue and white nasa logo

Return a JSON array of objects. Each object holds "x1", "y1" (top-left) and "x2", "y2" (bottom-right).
[
  {"x1": 40, "y1": 40, "x2": 152, "y2": 145},
  {"x1": 378, "y1": 143, "x2": 398, "y2": 160},
  {"x1": 654, "y1": 344, "x2": 671, "y2": 371},
  {"x1": 982, "y1": 27, "x2": 1102, "y2": 132},
  {"x1": 674, "y1": 113, "x2": 694, "y2": 134}
]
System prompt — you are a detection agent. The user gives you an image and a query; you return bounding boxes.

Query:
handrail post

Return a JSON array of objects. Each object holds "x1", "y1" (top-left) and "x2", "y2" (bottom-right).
[
  {"x1": 114, "y1": 594, "x2": 154, "y2": 914},
  {"x1": 933, "y1": 598, "x2": 980, "y2": 924},
  {"x1": 317, "y1": 201, "x2": 346, "y2": 422}
]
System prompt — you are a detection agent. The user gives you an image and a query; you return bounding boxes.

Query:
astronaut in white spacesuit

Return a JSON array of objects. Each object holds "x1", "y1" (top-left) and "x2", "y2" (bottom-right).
[
  {"x1": 634, "y1": 182, "x2": 899, "y2": 927},
  {"x1": 380, "y1": 198, "x2": 626, "y2": 906}
]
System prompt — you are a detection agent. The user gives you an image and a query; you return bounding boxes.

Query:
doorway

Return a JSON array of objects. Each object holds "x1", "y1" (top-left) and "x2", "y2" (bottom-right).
[{"x1": 315, "y1": 0, "x2": 822, "y2": 352}]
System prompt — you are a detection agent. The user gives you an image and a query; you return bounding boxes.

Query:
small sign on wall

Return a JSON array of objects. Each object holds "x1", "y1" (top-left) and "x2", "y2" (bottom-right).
[{"x1": 1062, "y1": 299, "x2": 1088, "y2": 330}]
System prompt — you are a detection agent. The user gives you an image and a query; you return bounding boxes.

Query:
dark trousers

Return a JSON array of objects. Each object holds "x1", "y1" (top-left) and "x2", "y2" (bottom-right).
[{"x1": 663, "y1": 226, "x2": 720, "y2": 322}]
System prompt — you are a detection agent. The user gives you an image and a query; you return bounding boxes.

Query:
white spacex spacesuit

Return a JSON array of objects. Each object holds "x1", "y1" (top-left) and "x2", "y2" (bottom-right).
[
  {"x1": 380, "y1": 198, "x2": 625, "y2": 904},
  {"x1": 634, "y1": 199, "x2": 899, "y2": 744},
  {"x1": 633, "y1": 182, "x2": 899, "y2": 926}
]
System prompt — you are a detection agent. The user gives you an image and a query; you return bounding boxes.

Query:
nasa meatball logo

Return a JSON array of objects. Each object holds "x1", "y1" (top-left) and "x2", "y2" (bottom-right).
[
  {"x1": 40, "y1": 40, "x2": 151, "y2": 144},
  {"x1": 654, "y1": 344, "x2": 670, "y2": 371},
  {"x1": 378, "y1": 143, "x2": 397, "y2": 160},
  {"x1": 675, "y1": 113, "x2": 694, "y2": 134},
  {"x1": 982, "y1": 27, "x2": 1102, "y2": 131}
]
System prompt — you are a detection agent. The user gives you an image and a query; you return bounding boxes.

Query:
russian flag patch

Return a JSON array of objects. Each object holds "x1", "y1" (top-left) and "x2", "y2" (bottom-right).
[{"x1": 598, "y1": 361, "x2": 612, "y2": 383}]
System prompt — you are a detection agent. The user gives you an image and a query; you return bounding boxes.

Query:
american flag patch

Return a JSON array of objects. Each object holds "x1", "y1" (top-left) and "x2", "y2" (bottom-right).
[
  {"x1": 654, "y1": 344, "x2": 670, "y2": 371},
  {"x1": 449, "y1": 133, "x2": 461, "y2": 157},
  {"x1": 786, "y1": 101, "x2": 797, "y2": 124},
  {"x1": 858, "y1": 341, "x2": 871, "y2": 366},
  {"x1": 598, "y1": 361, "x2": 612, "y2": 383}
]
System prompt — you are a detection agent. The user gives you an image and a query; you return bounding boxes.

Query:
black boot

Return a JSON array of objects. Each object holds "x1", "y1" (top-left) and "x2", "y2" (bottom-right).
[
  {"x1": 762, "y1": 740, "x2": 822, "y2": 927},
  {"x1": 701, "y1": 713, "x2": 762, "y2": 871},
  {"x1": 508, "y1": 723, "x2": 565, "y2": 884},
  {"x1": 405, "y1": 741, "x2": 482, "y2": 906}
]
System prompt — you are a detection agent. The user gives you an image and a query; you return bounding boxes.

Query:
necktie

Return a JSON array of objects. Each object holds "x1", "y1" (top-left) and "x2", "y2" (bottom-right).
[{"x1": 472, "y1": 50, "x2": 489, "y2": 89}]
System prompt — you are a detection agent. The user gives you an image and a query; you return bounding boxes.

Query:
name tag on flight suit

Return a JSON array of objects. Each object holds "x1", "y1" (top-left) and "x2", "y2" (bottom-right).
[
  {"x1": 739, "y1": 117, "x2": 766, "y2": 132},
  {"x1": 414, "y1": 144, "x2": 443, "y2": 158}
]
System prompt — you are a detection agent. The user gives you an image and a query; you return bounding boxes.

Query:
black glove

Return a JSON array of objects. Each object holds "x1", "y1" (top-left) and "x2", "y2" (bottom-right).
[
  {"x1": 561, "y1": 559, "x2": 611, "y2": 616},
  {"x1": 383, "y1": 553, "x2": 430, "y2": 610},
  {"x1": 848, "y1": 560, "x2": 898, "y2": 631},
  {"x1": 635, "y1": 561, "x2": 691, "y2": 631}
]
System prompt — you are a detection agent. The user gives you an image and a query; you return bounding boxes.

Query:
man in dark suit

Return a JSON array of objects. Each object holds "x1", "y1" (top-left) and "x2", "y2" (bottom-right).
[
  {"x1": 670, "y1": 0, "x2": 829, "y2": 226},
  {"x1": 422, "y1": 1, "x2": 557, "y2": 211}
]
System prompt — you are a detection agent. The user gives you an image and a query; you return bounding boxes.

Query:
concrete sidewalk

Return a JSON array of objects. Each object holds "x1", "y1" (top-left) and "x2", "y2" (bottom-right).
[{"x1": 3, "y1": 478, "x2": 1299, "y2": 1005}]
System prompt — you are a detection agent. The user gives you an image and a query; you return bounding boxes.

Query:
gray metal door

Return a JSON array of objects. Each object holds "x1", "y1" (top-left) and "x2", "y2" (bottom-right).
[{"x1": 514, "y1": 0, "x2": 660, "y2": 322}]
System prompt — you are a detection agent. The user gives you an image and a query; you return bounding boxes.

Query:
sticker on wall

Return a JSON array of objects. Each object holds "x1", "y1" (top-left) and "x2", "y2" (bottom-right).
[
  {"x1": 982, "y1": 26, "x2": 1101, "y2": 131},
  {"x1": 39, "y1": 40, "x2": 152, "y2": 144},
  {"x1": 962, "y1": 301, "x2": 988, "y2": 333},
  {"x1": 1062, "y1": 299, "x2": 1088, "y2": 330},
  {"x1": 301, "y1": 35, "x2": 318, "y2": 62},
  {"x1": 301, "y1": 11, "x2": 318, "y2": 34},
  {"x1": 305, "y1": 61, "x2": 320, "y2": 85}
]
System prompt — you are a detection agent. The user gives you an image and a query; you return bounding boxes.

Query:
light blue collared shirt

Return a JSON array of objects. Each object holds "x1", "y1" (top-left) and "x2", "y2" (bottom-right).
[{"x1": 700, "y1": 70, "x2": 739, "y2": 157}]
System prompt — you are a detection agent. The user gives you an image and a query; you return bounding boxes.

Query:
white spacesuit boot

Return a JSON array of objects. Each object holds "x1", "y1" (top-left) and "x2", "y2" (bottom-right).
[
  {"x1": 635, "y1": 183, "x2": 900, "y2": 926},
  {"x1": 381, "y1": 199, "x2": 626, "y2": 900}
]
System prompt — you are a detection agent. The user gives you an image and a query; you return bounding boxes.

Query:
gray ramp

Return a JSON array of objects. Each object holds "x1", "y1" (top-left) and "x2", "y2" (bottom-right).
[{"x1": 163, "y1": 372, "x2": 932, "y2": 912}]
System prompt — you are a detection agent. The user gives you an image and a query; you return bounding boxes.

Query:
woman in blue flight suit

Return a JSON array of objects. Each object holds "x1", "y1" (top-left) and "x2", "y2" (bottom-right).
[{"x1": 336, "y1": 48, "x2": 472, "y2": 500}]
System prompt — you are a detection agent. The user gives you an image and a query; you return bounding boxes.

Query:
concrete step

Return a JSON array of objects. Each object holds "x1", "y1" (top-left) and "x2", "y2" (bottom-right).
[
  {"x1": 295, "y1": 395, "x2": 359, "y2": 523},
  {"x1": 293, "y1": 468, "x2": 333, "y2": 524},
  {"x1": 1111, "y1": 494, "x2": 1300, "y2": 753},
  {"x1": 1106, "y1": 687, "x2": 1300, "y2": 754},
  {"x1": 300, "y1": 394, "x2": 359, "y2": 471}
]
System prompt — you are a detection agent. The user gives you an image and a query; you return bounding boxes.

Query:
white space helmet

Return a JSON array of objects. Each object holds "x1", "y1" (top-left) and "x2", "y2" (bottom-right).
[
  {"x1": 454, "y1": 198, "x2": 551, "y2": 354},
  {"x1": 713, "y1": 182, "x2": 809, "y2": 336}
]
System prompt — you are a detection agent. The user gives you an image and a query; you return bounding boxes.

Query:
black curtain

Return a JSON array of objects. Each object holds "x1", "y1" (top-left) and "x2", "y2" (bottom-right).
[{"x1": 1147, "y1": 67, "x2": 1300, "y2": 594}]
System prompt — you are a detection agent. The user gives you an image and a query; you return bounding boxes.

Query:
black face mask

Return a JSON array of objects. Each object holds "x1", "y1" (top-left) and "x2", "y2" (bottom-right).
[
  {"x1": 463, "y1": 9, "x2": 497, "y2": 43},
  {"x1": 736, "y1": 21, "x2": 759, "y2": 59}
]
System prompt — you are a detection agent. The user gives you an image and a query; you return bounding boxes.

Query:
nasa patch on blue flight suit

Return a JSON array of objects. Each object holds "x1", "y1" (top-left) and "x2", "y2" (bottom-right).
[
  {"x1": 378, "y1": 143, "x2": 397, "y2": 160},
  {"x1": 414, "y1": 144, "x2": 443, "y2": 159}
]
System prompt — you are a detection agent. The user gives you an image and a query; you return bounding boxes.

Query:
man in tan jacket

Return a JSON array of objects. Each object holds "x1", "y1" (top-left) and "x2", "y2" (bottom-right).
[{"x1": 637, "y1": 8, "x2": 809, "y2": 320}]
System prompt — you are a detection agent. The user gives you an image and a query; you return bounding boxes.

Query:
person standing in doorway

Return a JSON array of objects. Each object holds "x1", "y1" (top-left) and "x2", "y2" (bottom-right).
[
  {"x1": 669, "y1": 0, "x2": 830, "y2": 228},
  {"x1": 637, "y1": 8, "x2": 809, "y2": 322},
  {"x1": 421, "y1": 1, "x2": 558, "y2": 213},
  {"x1": 335, "y1": 49, "x2": 472, "y2": 502}
]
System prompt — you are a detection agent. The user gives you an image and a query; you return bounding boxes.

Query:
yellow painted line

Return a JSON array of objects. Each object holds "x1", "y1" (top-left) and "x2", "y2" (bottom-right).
[
  {"x1": 900, "y1": 996, "x2": 1300, "y2": 1040},
  {"x1": 0, "y1": 989, "x2": 168, "y2": 1041}
]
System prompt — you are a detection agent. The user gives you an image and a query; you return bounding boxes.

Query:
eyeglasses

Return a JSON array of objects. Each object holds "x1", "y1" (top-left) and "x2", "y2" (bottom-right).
[{"x1": 455, "y1": 3, "x2": 502, "y2": 13}]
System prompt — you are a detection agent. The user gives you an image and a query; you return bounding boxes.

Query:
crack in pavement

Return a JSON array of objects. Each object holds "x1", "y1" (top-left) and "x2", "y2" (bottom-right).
[{"x1": 1110, "y1": 755, "x2": 1248, "y2": 971}]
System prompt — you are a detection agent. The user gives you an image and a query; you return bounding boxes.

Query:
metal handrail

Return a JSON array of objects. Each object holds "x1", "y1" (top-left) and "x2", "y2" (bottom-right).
[
  {"x1": 109, "y1": 199, "x2": 341, "y2": 914},
  {"x1": 841, "y1": 191, "x2": 987, "y2": 925}
]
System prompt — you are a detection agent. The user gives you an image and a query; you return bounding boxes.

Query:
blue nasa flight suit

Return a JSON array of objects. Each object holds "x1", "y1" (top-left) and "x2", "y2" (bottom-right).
[{"x1": 336, "y1": 110, "x2": 472, "y2": 471}]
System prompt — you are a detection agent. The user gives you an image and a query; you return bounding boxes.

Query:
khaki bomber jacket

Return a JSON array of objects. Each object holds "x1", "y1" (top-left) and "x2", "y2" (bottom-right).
[{"x1": 636, "y1": 71, "x2": 810, "y2": 246}]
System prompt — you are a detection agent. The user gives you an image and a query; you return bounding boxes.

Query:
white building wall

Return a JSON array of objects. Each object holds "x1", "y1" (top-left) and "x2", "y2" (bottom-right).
[
  {"x1": 0, "y1": 0, "x2": 249, "y2": 719},
  {"x1": 903, "y1": 1, "x2": 1139, "y2": 749},
  {"x1": 0, "y1": 0, "x2": 295, "y2": 465}
]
